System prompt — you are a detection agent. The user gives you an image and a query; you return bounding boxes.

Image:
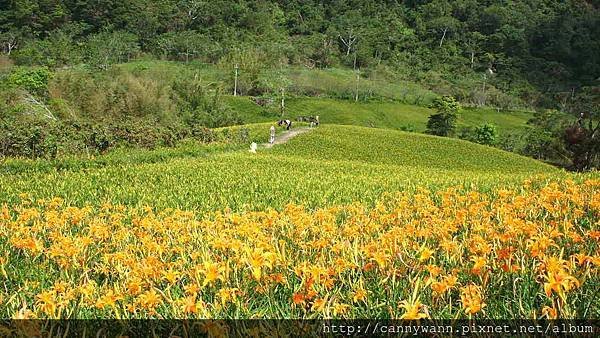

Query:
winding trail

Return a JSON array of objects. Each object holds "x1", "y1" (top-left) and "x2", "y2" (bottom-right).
[{"x1": 263, "y1": 127, "x2": 312, "y2": 148}]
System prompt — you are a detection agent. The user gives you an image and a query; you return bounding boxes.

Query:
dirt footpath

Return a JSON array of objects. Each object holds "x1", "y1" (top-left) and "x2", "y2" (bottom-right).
[{"x1": 263, "y1": 127, "x2": 311, "y2": 148}]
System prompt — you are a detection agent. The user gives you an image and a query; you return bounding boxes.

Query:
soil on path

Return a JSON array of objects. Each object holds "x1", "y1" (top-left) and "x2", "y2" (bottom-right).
[{"x1": 263, "y1": 127, "x2": 312, "y2": 148}]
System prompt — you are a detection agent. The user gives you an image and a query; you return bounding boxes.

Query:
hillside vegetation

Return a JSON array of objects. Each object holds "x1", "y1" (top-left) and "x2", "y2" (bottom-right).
[
  {"x1": 0, "y1": 125, "x2": 560, "y2": 211},
  {"x1": 0, "y1": 0, "x2": 598, "y2": 323},
  {"x1": 1, "y1": 124, "x2": 598, "y2": 321},
  {"x1": 228, "y1": 97, "x2": 532, "y2": 134},
  {"x1": 1, "y1": 1, "x2": 598, "y2": 169},
  {"x1": 3, "y1": 0, "x2": 598, "y2": 107},
  {"x1": 271, "y1": 126, "x2": 554, "y2": 174},
  {"x1": 0, "y1": 60, "x2": 537, "y2": 160}
]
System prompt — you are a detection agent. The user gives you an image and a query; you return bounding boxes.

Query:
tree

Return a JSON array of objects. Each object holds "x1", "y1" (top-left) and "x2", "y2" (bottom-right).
[
  {"x1": 426, "y1": 96, "x2": 461, "y2": 136},
  {"x1": 334, "y1": 10, "x2": 365, "y2": 66},
  {"x1": 152, "y1": 31, "x2": 214, "y2": 62},
  {"x1": 417, "y1": 0, "x2": 461, "y2": 48},
  {"x1": 85, "y1": 31, "x2": 140, "y2": 70},
  {"x1": 563, "y1": 87, "x2": 600, "y2": 171},
  {"x1": 463, "y1": 31, "x2": 485, "y2": 69},
  {"x1": 0, "y1": 31, "x2": 18, "y2": 55}
]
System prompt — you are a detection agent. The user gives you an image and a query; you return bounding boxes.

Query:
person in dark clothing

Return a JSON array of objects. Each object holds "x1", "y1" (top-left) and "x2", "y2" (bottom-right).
[{"x1": 278, "y1": 119, "x2": 292, "y2": 130}]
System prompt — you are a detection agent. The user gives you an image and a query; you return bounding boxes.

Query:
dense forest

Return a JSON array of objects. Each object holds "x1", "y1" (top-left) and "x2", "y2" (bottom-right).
[
  {"x1": 0, "y1": 0, "x2": 598, "y2": 169},
  {"x1": 2, "y1": 0, "x2": 599, "y2": 99}
]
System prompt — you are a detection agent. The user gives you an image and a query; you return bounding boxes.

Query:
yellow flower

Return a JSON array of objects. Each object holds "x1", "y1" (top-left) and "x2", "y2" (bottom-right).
[
  {"x1": 95, "y1": 289, "x2": 122, "y2": 309},
  {"x1": 1, "y1": 204, "x2": 9, "y2": 220},
  {"x1": 398, "y1": 299, "x2": 429, "y2": 319},
  {"x1": 470, "y1": 256, "x2": 487, "y2": 275},
  {"x1": 311, "y1": 298, "x2": 327, "y2": 312},
  {"x1": 201, "y1": 261, "x2": 225, "y2": 287},
  {"x1": 352, "y1": 287, "x2": 367, "y2": 303},
  {"x1": 182, "y1": 295, "x2": 198, "y2": 314},
  {"x1": 138, "y1": 289, "x2": 162, "y2": 311},
  {"x1": 543, "y1": 271, "x2": 579, "y2": 298},
  {"x1": 184, "y1": 283, "x2": 200, "y2": 296},
  {"x1": 460, "y1": 285, "x2": 486, "y2": 315},
  {"x1": 333, "y1": 302, "x2": 350, "y2": 317},
  {"x1": 419, "y1": 247, "x2": 434, "y2": 262},
  {"x1": 162, "y1": 269, "x2": 179, "y2": 285},
  {"x1": 217, "y1": 288, "x2": 240, "y2": 307},
  {"x1": 35, "y1": 290, "x2": 57, "y2": 316},
  {"x1": 126, "y1": 278, "x2": 143, "y2": 296},
  {"x1": 541, "y1": 306, "x2": 558, "y2": 319},
  {"x1": 430, "y1": 281, "x2": 449, "y2": 295}
]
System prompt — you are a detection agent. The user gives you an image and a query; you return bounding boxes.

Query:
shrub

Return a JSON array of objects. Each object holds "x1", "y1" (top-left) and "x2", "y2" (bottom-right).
[
  {"x1": 11, "y1": 41, "x2": 48, "y2": 66},
  {"x1": 427, "y1": 112, "x2": 458, "y2": 137},
  {"x1": 460, "y1": 123, "x2": 498, "y2": 146},
  {"x1": 3, "y1": 67, "x2": 53, "y2": 96},
  {"x1": 473, "y1": 123, "x2": 498, "y2": 145},
  {"x1": 426, "y1": 96, "x2": 461, "y2": 136},
  {"x1": 0, "y1": 115, "x2": 62, "y2": 158}
]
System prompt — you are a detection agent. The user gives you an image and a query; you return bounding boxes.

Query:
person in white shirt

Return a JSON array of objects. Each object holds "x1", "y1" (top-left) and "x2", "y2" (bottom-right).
[
  {"x1": 249, "y1": 142, "x2": 257, "y2": 153},
  {"x1": 269, "y1": 125, "x2": 276, "y2": 144}
]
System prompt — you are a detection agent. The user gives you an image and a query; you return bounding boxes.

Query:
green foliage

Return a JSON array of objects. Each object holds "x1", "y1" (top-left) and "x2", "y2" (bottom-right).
[
  {"x1": 11, "y1": 27, "x2": 84, "y2": 67},
  {"x1": 226, "y1": 96, "x2": 532, "y2": 136},
  {"x1": 85, "y1": 31, "x2": 140, "y2": 70},
  {"x1": 426, "y1": 112, "x2": 458, "y2": 137},
  {"x1": 151, "y1": 31, "x2": 219, "y2": 63},
  {"x1": 519, "y1": 100, "x2": 599, "y2": 171},
  {"x1": 500, "y1": 110, "x2": 572, "y2": 167},
  {"x1": 562, "y1": 86, "x2": 600, "y2": 171},
  {"x1": 430, "y1": 95, "x2": 462, "y2": 115},
  {"x1": 1, "y1": 0, "x2": 597, "y2": 110},
  {"x1": 0, "y1": 115, "x2": 61, "y2": 158},
  {"x1": 460, "y1": 123, "x2": 498, "y2": 146},
  {"x1": 0, "y1": 64, "x2": 249, "y2": 158},
  {"x1": 0, "y1": 115, "x2": 191, "y2": 159},
  {"x1": 2, "y1": 66, "x2": 52, "y2": 96},
  {"x1": 427, "y1": 96, "x2": 460, "y2": 136}
]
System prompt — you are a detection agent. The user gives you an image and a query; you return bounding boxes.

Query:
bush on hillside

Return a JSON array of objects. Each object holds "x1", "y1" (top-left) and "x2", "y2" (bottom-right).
[
  {"x1": 459, "y1": 123, "x2": 498, "y2": 146},
  {"x1": 2, "y1": 67, "x2": 53, "y2": 96},
  {"x1": 0, "y1": 65, "x2": 247, "y2": 158},
  {"x1": 0, "y1": 116, "x2": 197, "y2": 159},
  {"x1": 426, "y1": 96, "x2": 461, "y2": 136}
]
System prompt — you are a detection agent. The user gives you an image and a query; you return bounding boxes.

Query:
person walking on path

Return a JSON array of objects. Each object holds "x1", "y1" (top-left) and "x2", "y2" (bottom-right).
[
  {"x1": 278, "y1": 119, "x2": 292, "y2": 130},
  {"x1": 269, "y1": 125, "x2": 276, "y2": 144}
]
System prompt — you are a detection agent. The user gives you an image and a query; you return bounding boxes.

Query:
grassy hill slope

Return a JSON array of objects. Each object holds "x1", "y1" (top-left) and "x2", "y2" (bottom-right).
[
  {"x1": 270, "y1": 125, "x2": 554, "y2": 174},
  {"x1": 117, "y1": 61, "x2": 533, "y2": 135},
  {"x1": 0, "y1": 124, "x2": 561, "y2": 212},
  {"x1": 225, "y1": 97, "x2": 532, "y2": 135}
]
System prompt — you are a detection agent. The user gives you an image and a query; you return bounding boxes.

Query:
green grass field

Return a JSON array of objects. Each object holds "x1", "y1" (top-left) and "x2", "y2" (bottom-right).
[
  {"x1": 117, "y1": 61, "x2": 437, "y2": 104},
  {"x1": 227, "y1": 97, "x2": 533, "y2": 135}
]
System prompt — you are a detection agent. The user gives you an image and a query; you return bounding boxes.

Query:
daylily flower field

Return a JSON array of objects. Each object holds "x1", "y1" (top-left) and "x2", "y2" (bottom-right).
[{"x1": 2, "y1": 177, "x2": 598, "y2": 319}]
